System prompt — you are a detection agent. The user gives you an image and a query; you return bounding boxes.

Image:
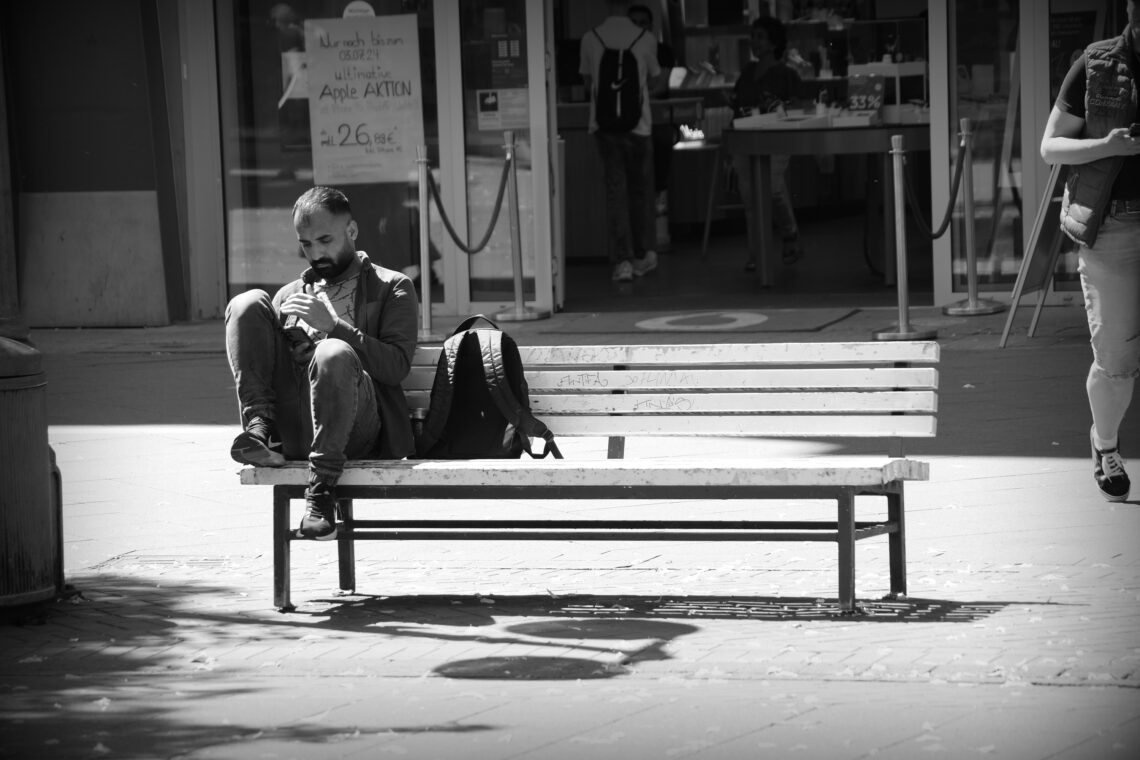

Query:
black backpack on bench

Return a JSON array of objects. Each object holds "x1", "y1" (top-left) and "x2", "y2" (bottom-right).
[{"x1": 416, "y1": 315, "x2": 562, "y2": 459}]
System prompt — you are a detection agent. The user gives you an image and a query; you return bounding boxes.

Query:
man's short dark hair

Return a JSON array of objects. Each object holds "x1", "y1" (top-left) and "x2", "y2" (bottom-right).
[
  {"x1": 751, "y1": 16, "x2": 788, "y2": 59},
  {"x1": 293, "y1": 186, "x2": 352, "y2": 221},
  {"x1": 628, "y1": 4, "x2": 653, "y2": 22}
]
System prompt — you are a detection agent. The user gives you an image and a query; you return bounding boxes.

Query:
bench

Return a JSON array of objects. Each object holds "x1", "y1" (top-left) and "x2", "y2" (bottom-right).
[{"x1": 240, "y1": 340, "x2": 940, "y2": 613}]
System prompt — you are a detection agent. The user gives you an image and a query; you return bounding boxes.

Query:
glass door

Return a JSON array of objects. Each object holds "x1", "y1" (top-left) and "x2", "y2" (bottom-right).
[
  {"x1": 940, "y1": 0, "x2": 1023, "y2": 300},
  {"x1": 216, "y1": 0, "x2": 441, "y2": 301},
  {"x1": 933, "y1": 0, "x2": 1125, "y2": 305},
  {"x1": 433, "y1": 0, "x2": 557, "y2": 317},
  {"x1": 216, "y1": 0, "x2": 558, "y2": 318}
]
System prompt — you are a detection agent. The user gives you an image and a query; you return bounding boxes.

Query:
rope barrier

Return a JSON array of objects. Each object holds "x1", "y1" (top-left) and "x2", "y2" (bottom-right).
[
  {"x1": 872, "y1": 134, "x2": 938, "y2": 341},
  {"x1": 890, "y1": 118, "x2": 1004, "y2": 317},
  {"x1": 493, "y1": 130, "x2": 549, "y2": 321},
  {"x1": 425, "y1": 157, "x2": 511, "y2": 255},
  {"x1": 414, "y1": 132, "x2": 550, "y2": 335},
  {"x1": 860, "y1": 131, "x2": 967, "y2": 279},
  {"x1": 941, "y1": 118, "x2": 1006, "y2": 316},
  {"x1": 903, "y1": 132, "x2": 967, "y2": 240}
]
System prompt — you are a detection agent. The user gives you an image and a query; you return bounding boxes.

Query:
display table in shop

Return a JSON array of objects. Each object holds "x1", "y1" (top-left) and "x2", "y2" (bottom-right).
[
  {"x1": 721, "y1": 124, "x2": 931, "y2": 288},
  {"x1": 240, "y1": 340, "x2": 940, "y2": 614}
]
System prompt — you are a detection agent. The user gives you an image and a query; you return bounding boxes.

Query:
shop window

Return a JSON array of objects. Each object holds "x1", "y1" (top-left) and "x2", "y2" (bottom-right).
[
  {"x1": 217, "y1": 0, "x2": 440, "y2": 296},
  {"x1": 948, "y1": 0, "x2": 1023, "y2": 291},
  {"x1": 458, "y1": 0, "x2": 538, "y2": 303}
]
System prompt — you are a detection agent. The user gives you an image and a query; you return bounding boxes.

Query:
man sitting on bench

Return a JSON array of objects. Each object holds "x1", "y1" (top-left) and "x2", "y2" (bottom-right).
[{"x1": 225, "y1": 186, "x2": 419, "y2": 540}]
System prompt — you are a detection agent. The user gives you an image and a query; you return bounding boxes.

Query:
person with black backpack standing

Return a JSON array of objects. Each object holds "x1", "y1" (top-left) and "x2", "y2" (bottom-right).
[{"x1": 579, "y1": 0, "x2": 662, "y2": 283}]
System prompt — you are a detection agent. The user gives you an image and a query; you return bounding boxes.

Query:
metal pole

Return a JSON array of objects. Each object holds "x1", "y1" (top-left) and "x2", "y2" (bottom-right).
[
  {"x1": 874, "y1": 135, "x2": 937, "y2": 341},
  {"x1": 415, "y1": 147, "x2": 444, "y2": 343},
  {"x1": 495, "y1": 130, "x2": 550, "y2": 322},
  {"x1": 0, "y1": 29, "x2": 29, "y2": 343},
  {"x1": 944, "y1": 118, "x2": 1005, "y2": 316}
]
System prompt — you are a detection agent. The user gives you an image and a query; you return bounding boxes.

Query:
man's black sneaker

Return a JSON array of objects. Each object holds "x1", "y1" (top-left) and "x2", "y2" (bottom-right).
[
  {"x1": 230, "y1": 416, "x2": 285, "y2": 467},
  {"x1": 1091, "y1": 429, "x2": 1130, "y2": 502},
  {"x1": 299, "y1": 484, "x2": 337, "y2": 540}
]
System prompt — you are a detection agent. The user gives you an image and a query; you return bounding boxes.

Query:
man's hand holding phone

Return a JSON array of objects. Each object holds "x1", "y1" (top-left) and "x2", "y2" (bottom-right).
[
  {"x1": 280, "y1": 292, "x2": 337, "y2": 365},
  {"x1": 280, "y1": 292, "x2": 337, "y2": 334},
  {"x1": 1108, "y1": 124, "x2": 1140, "y2": 156},
  {"x1": 282, "y1": 324, "x2": 315, "y2": 365}
]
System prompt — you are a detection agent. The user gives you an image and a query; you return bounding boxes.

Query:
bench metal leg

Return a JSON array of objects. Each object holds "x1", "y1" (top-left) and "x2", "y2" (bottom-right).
[
  {"x1": 337, "y1": 498, "x2": 356, "y2": 593},
  {"x1": 273, "y1": 486, "x2": 294, "y2": 612},
  {"x1": 837, "y1": 489, "x2": 856, "y2": 613},
  {"x1": 887, "y1": 488, "x2": 908, "y2": 600}
]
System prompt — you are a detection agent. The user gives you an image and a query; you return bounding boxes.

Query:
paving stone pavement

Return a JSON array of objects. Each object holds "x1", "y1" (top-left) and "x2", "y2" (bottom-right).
[{"x1": 2, "y1": 305, "x2": 1139, "y2": 760}]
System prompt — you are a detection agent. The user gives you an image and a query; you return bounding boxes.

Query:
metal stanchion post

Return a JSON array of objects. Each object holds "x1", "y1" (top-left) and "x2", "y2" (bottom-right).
[
  {"x1": 495, "y1": 130, "x2": 550, "y2": 322},
  {"x1": 944, "y1": 118, "x2": 1006, "y2": 316},
  {"x1": 415, "y1": 146, "x2": 445, "y2": 343},
  {"x1": 874, "y1": 135, "x2": 938, "y2": 341}
]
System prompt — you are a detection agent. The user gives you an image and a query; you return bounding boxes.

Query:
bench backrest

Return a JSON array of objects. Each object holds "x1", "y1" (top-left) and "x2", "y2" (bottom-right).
[{"x1": 403, "y1": 341, "x2": 939, "y2": 442}]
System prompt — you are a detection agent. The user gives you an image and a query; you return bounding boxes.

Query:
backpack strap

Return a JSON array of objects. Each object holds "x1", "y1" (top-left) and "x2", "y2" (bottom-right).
[
  {"x1": 477, "y1": 329, "x2": 563, "y2": 459},
  {"x1": 592, "y1": 28, "x2": 646, "y2": 52},
  {"x1": 415, "y1": 329, "x2": 465, "y2": 455},
  {"x1": 450, "y1": 314, "x2": 500, "y2": 336}
]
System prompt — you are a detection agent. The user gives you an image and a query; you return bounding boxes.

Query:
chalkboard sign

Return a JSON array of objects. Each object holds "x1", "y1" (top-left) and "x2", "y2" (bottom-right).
[{"x1": 304, "y1": 15, "x2": 425, "y2": 185}]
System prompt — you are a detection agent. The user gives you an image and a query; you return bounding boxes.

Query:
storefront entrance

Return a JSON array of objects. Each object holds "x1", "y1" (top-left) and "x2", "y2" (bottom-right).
[
  {"x1": 554, "y1": 0, "x2": 938, "y2": 311},
  {"x1": 208, "y1": 0, "x2": 1125, "y2": 321},
  {"x1": 216, "y1": 0, "x2": 558, "y2": 320}
]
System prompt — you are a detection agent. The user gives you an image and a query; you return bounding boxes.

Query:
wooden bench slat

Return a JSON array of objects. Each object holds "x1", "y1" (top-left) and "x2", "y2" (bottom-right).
[
  {"x1": 404, "y1": 367, "x2": 940, "y2": 392},
  {"x1": 404, "y1": 390, "x2": 938, "y2": 415},
  {"x1": 412, "y1": 341, "x2": 940, "y2": 366},
  {"x1": 534, "y1": 414, "x2": 936, "y2": 437},
  {"x1": 241, "y1": 457, "x2": 929, "y2": 488}
]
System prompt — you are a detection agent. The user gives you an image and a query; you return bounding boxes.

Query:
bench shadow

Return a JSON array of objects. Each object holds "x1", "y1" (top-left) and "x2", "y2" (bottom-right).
[
  {"x1": 308, "y1": 593, "x2": 1055, "y2": 681},
  {"x1": 311, "y1": 593, "x2": 1029, "y2": 626},
  {"x1": 297, "y1": 594, "x2": 1060, "y2": 682},
  {"x1": 7, "y1": 575, "x2": 1079, "y2": 695}
]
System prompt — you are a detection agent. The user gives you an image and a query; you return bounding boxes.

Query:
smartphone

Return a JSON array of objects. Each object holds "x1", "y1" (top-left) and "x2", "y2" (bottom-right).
[
  {"x1": 1130, "y1": 123, "x2": 1140, "y2": 137},
  {"x1": 283, "y1": 326, "x2": 311, "y2": 347}
]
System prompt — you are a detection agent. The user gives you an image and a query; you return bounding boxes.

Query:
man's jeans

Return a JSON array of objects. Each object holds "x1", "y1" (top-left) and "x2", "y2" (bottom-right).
[
  {"x1": 1080, "y1": 212, "x2": 1140, "y2": 444},
  {"x1": 594, "y1": 131, "x2": 655, "y2": 264},
  {"x1": 225, "y1": 290, "x2": 379, "y2": 481}
]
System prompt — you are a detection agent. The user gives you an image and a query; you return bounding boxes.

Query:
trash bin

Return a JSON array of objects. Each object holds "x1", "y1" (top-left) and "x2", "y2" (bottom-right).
[{"x1": 0, "y1": 337, "x2": 58, "y2": 606}]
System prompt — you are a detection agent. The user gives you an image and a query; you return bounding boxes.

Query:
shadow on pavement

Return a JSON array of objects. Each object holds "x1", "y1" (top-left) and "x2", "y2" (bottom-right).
[
  {"x1": 300, "y1": 595, "x2": 1042, "y2": 683},
  {"x1": 312, "y1": 593, "x2": 1029, "y2": 625},
  {"x1": 1, "y1": 571, "x2": 1084, "y2": 747},
  {"x1": 1, "y1": 577, "x2": 502, "y2": 758}
]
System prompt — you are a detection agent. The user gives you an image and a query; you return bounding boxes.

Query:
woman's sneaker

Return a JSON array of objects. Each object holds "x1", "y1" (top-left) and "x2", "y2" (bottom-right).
[
  {"x1": 1091, "y1": 429, "x2": 1130, "y2": 502},
  {"x1": 230, "y1": 416, "x2": 285, "y2": 466}
]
